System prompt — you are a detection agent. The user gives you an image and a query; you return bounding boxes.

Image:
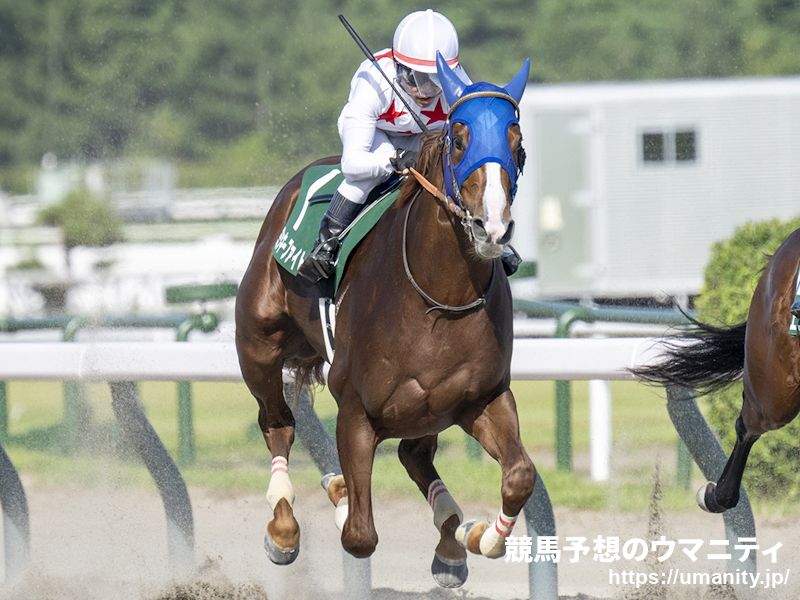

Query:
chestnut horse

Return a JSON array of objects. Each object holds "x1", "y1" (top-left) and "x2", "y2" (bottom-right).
[
  {"x1": 634, "y1": 227, "x2": 800, "y2": 513},
  {"x1": 235, "y1": 55, "x2": 533, "y2": 588}
]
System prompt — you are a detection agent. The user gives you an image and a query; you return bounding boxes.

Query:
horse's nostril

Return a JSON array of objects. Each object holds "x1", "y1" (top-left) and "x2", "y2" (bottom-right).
[
  {"x1": 499, "y1": 221, "x2": 515, "y2": 245},
  {"x1": 471, "y1": 219, "x2": 490, "y2": 242}
]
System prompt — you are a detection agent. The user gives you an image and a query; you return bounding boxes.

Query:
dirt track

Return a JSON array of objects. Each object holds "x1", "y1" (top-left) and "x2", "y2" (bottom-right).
[{"x1": 2, "y1": 482, "x2": 799, "y2": 600}]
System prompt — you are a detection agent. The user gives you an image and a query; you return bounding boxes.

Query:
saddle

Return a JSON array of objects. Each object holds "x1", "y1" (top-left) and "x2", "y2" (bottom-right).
[{"x1": 272, "y1": 165, "x2": 402, "y2": 294}]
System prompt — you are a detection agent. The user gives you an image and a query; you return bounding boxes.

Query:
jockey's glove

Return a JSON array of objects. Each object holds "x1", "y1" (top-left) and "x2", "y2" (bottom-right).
[{"x1": 390, "y1": 149, "x2": 418, "y2": 173}]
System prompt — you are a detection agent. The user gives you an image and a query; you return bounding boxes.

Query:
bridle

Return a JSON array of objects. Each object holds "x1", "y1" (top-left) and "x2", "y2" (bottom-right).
[
  {"x1": 408, "y1": 89, "x2": 523, "y2": 247},
  {"x1": 401, "y1": 89, "x2": 521, "y2": 314}
]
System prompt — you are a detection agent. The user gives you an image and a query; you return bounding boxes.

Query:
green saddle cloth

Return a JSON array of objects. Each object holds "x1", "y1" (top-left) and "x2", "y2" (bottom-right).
[{"x1": 272, "y1": 164, "x2": 401, "y2": 292}]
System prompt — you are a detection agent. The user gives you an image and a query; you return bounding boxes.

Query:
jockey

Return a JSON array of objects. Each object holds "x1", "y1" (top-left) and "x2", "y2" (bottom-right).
[{"x1": 302, "y1": 10, "x2": 520, "y2": 282}]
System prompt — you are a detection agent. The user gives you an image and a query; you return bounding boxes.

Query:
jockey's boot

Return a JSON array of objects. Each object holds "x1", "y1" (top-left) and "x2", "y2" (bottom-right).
[
  {"x1": 299, "y1": 192, "x2": 363, "y2": 283},
  {"x1": 792, "y1": 298, "x2": 800, "y2": 320},
  {"x1": 500, "y1": 245, "x2": 522, "y2": 277}
]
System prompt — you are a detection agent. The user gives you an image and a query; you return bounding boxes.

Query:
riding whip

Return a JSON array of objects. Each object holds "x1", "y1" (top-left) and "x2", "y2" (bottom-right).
[{"x1": 337, "y1": 14, "x2": 430, "y2": 133}]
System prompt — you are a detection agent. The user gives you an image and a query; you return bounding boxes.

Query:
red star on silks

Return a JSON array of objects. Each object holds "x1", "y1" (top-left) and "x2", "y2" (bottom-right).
[
  {"x1": 378, "y1": 101, "x2": 406, "y2": 124},
  {"x1": 421, "y1": 99, "x2": 447, "y2": 124}
]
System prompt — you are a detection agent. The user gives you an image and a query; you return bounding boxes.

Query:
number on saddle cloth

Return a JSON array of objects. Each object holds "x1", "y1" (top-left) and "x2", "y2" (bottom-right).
[{"x1": 272, "y1": 164, "x2": 403, "y2": 292}]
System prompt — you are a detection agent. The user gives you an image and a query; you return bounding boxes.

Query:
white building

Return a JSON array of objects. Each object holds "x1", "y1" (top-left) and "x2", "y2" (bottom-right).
[{"x1": 514, "y1": 77, "x2": 800, "y2": 299}]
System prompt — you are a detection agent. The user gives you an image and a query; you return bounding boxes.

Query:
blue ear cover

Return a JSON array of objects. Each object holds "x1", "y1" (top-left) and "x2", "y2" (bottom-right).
[
  {"x1": 504, "y1": 58, "x2": 530, "y2": 103},
  {"x1": 435, "y1": 51, "x2": 467, "y2": 108}
]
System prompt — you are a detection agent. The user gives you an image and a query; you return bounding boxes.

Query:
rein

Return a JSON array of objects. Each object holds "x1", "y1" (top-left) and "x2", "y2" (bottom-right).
[
  {"x1": 402, "y1": 188, "x2": 494, "y2": 315},
  {"x1": 408, "y1": 167, "x2": 467, "y2": 219}
]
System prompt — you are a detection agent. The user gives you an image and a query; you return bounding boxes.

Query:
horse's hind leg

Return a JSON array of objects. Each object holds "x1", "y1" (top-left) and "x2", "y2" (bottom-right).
[
  {"x1": 237, "y1": 333, "x2": 300, "y2": 564},
  {"x1": 456, "y1": 390, "x2": 536, "y2": 559},
  {"x1": 398, "y1": 435, "x2": 468, "y2": 588},
  {"x1": 699, "y1": 402, "x2": 761, "y2": 513}
]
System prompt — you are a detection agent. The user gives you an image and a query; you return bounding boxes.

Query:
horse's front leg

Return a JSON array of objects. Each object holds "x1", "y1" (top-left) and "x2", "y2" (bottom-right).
[
  {"x1": 336, "y1": 397, "x2": 380, "y2": 557},
  {"x1": 456, "y1": 389, "x2": 536, "y2": 559},
  {"x1": 237, "y1": 333, "x2": 300, "y2": 565},
  {"x1": 398, "y1": 435, "x2": 467, "y2": 588}
]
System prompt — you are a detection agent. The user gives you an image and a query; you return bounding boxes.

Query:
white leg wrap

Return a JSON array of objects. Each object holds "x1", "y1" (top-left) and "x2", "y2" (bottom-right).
[
  {"x1": 479, "y1": 511, "x2": 517, "y2": 558},
  {"x1": 334, "y1": 497, "x2": 348, "y2": 531},
  {"x1": 266, "y1": 456, "x2": 295, "y2": 512},
  {"x1": 428, "y1": 479, "x2": 463, "y2": 531}
]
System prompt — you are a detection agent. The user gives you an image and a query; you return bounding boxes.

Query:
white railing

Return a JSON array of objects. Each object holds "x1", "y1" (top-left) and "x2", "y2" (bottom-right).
[{"x1": 0, "y1": 337, "x2": 664, "y2": 382}]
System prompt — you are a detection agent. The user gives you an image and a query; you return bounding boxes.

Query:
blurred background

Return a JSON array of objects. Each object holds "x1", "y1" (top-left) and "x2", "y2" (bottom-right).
[
  {"x1": 1, "y1": 3, "x2": 800, "y2": 597},
  {"x1": 1, "y1": 0, "x2": 799, "y2": 315}
]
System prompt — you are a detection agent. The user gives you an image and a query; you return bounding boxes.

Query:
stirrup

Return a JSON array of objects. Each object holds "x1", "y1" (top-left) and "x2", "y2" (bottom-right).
[{"x1": 298, "y1": 238, "x2": 340, "y2": 283}]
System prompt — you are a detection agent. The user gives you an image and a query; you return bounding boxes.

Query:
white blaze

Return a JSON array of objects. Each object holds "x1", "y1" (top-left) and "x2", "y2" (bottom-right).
[{"x1": 482, "y1": 163, "x2": 507, "y2": 243}]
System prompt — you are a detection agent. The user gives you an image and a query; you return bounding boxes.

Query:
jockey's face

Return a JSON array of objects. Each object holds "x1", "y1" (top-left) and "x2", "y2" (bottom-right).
[
  {"x1": 396, "y1": 63, "x2": 440, "y2": 106},
  {"x1": 407, "y1": 88, "x2": 437, "y2": 107}
]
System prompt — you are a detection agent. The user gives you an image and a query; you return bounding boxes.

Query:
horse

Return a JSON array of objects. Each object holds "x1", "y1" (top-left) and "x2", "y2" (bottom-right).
[
  {"x1": 633, "y1": 226, "x2": 800, "y2": 513},
  {"x1": 235, "y1": 53, "x2": 534, "y2": 588}
]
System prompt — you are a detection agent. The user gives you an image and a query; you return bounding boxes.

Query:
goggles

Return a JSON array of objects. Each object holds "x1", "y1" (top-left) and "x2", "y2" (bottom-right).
[{"x1": 396, "y1": 63, "x2": 441, "y2": 99}]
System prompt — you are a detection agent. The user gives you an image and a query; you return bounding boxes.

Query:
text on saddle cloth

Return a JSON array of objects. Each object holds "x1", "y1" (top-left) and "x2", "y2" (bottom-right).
[{"x1": 272, "y1": 164, "x2": 401, "y2": 293}]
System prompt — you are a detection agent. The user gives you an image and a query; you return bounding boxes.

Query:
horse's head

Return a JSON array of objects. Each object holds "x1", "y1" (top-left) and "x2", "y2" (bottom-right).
[{"x1": 436, "y1": 53, "x2": 530, "y2": 259}]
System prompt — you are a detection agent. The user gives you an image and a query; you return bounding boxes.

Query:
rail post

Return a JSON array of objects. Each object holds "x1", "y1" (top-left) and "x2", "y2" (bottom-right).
[
  {"x1": 554, "y1": 309, "x2": 581, "y2": 471},
  {"x1": 0, "y1": 443, "x2": 30, "y2": 583},
  {"x1": 523, "y1": 473, "x2": 558, "y2": 600},
  {"x1": 666, "y1": 385, "x2": 756, "y2": 574},
  {"x1": 166, "y1": 282, "x2": 238, "y2": 466},
  {"x1": 62, "y1": 316, "x2": 90, "y2": 453},
  {"x1": 174, "y1": 313, "x2": 218, "y2": 466},
  {"x1": 0, "y1": 382, "x2": 7, "y2": 443},
  {"x1": 676, "y1": 439, "x2": 692, "y2": 489},
  {"x1": 110, "y1": 381, "x2": 194, "y2": 574}
]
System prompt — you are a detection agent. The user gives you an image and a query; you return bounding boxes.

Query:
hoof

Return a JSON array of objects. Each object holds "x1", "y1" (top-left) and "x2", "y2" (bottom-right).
[
  {"x1": 431, "y1": 553, "x2": 468, "y2": 588},
  {"x1": 696, "y1": 482, "x2": 726, "y2": 514},
  {"x1": 455, "y1": 519, "x2": 489, "y2": 555},
  {"x1": 264, "y1": 530, "x2": 299, "y2": 565}
]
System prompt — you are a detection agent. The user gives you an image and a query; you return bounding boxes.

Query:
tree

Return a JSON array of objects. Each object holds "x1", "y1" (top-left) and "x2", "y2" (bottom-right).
[{"x1": 38, "y1": 187, "x2": 123, "y2": 272}]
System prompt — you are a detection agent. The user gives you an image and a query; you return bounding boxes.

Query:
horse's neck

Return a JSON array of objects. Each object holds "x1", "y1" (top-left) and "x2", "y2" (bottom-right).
[{"x1": 405, "y1": 188, "x2": 493, "y2": 306}]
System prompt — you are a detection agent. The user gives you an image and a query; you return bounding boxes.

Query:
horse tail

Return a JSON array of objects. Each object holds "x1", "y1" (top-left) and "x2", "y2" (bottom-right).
[
  {"x1": 286, "y1": 356, "x2": 326, "y2": 405},
  {"x1": 632, "y1": 316, "x2": 746, "y2": 395}
]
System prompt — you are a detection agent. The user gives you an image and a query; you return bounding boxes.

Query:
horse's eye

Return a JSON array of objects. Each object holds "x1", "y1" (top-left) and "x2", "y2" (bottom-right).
[{"x1": 453, "y1": 136, "x2": 465, "y2": 151}]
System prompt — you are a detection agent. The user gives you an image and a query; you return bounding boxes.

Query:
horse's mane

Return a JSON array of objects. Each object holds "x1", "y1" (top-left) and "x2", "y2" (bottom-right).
[{"x1": 396, "y1": 130, "x2": 445, "y2": 205}]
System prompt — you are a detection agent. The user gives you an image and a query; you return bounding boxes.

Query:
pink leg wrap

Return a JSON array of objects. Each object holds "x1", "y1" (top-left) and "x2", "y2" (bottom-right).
[
  {"x1": 266, "y1": 456, "x2": 294, "y2": 511},
  {"x1": 427, "y1": 479, "x2": 463, "y2": 531}
]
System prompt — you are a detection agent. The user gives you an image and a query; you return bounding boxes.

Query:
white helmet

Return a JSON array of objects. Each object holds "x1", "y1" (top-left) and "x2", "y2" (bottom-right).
[{"x1": 392, "y1": 10, "x2": 459, "y2": 74}]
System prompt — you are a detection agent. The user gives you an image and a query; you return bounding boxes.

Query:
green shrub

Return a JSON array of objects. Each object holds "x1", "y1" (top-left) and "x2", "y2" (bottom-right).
[
  {"x1": 38, "y1": 188, "x2": 123, "y2": 250},
  {"x1": 0, "y1": 164, "x2": 36, "y2": 194},
  {"x1": 697, "y1": 217, "x2": 800, "y2": 498}
]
